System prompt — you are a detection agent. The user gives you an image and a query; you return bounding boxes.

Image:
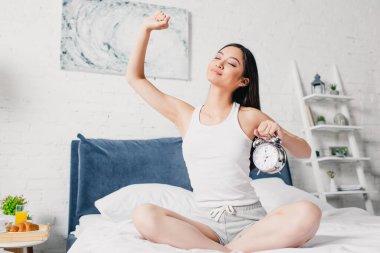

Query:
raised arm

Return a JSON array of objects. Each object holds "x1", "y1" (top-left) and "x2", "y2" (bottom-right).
[{"x1": 125, "y1": 11, "x2": 193, "y2": 134}]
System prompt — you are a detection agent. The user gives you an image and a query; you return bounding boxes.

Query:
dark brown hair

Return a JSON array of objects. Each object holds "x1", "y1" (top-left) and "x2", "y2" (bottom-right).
[
  {"x1": 220, "y1": 43, "x2": 260, "y2": 171},
  {"x1": 220, "y1": 43, "x2": 260, "y2": 110}
]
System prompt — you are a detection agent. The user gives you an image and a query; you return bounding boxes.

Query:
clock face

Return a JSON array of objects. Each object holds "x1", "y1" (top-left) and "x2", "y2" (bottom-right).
[{"x1": 252, "y1": 143, "x2": 279, "y2": 171}]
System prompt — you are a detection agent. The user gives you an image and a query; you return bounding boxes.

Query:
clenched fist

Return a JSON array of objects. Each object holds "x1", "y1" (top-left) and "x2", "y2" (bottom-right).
[
  {"x1": 142, "y1": 10, "x2": 171, "y2": 31},
  {"x1": 254, "y1": 120, "x2": 285, "y2": 140}
]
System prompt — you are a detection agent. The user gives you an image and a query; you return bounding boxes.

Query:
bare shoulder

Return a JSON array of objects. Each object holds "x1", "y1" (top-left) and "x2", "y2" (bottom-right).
[
  {"x1": 177, "y1": 100, "x2": 195, "y2": 120},
  {"x1": 174, "y1": 100, "x2": 195, "y2": 137},
  {"x1": 239, "y1": 105, "x2": 270, "y2": 124},
  {"x1": 238, "y1": 105, "x2": 272, "y2": 139}
]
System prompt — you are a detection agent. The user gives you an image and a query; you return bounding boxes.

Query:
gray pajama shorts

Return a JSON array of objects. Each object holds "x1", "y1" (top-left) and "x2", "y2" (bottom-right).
[{"x1": 190, "y1": 201, "x2": 267, "y2": 245}]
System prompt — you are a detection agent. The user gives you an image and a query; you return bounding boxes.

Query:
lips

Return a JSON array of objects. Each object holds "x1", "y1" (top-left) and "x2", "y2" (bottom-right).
[{"x1": 210, "y1": 68, "x2": 223, "y2": 76}]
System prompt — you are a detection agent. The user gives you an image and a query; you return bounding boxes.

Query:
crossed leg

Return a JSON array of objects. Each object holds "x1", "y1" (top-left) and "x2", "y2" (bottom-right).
[
  {"x1": 133, "y1": 201, "x2": 321, "y2": 253},
  {"x1": 132, "y1": 203, "x2": 231, "y2": 252},
  {"x1": 225, "y1": 200, "x2": 322, "y2": 252}
]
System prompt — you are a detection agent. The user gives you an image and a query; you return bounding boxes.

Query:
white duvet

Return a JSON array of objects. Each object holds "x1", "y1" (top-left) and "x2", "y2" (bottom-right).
[{"x1": 68, "y1": 180, "x2": 380, "y2": 253}]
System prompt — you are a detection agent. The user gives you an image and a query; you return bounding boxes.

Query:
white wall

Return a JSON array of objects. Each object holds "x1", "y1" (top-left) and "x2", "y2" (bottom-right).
[{"x1": 1, "y1": 0, "x2": 379, "y2": 252}]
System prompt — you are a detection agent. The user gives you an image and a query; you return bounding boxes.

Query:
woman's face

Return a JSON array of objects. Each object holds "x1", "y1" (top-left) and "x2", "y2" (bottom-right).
[{"x1": 207, "y1": 46, "x2": 247, "y2": 91}]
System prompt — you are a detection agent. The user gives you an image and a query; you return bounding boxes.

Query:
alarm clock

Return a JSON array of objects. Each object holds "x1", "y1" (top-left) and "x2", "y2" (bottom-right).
[{"x1": 252, "y1": 136, "x2": 287, "y2": 174}]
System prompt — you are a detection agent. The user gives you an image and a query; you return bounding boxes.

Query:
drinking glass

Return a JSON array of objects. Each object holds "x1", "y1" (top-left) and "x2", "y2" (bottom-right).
[{"x1": 15, "y1": 204, "x2": 28, "y2": 225}]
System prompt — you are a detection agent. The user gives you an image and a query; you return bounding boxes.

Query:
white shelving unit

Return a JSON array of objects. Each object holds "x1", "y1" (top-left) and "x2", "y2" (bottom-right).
[
  {"x1": 292, "y1": 61, "x2": 375, "y2": 214},
  {"x1": 305, "y1": 156, "x2": 370, "y2": 163},
  {"x1": 309, "y1": 125, "x2": 363, "y2": 132},
  {"x1": 303, "y1": 94, "x2": 354, "y2": 103}
]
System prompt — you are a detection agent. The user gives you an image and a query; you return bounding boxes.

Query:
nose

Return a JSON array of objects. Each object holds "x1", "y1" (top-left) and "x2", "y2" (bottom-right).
[{"x1": 215, "y1": 62, "x2": 224, "y2": 69}]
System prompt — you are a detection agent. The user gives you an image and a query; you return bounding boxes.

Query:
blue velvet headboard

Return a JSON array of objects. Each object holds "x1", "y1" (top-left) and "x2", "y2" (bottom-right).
[{"x1": 66, "y1": 133, "x2": 292, "y2": 251}]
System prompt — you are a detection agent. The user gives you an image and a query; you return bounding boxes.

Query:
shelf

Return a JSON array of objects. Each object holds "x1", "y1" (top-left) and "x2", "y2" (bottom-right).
[
  {"x1": 309, "y1": 125, "x2": 363, "y2": 132},
  {"x1": 312, "y1": 190, "x2": 376, "y2": 196},
  {"x1": 303, "y1": 94, "x2": 354, "y2": 103},
  {"x1": 306, "y1": 156, "x2": 370, "y2": 164},
  {"x1": 293, "y1": 62, "x2": 375, "y2": 214}
]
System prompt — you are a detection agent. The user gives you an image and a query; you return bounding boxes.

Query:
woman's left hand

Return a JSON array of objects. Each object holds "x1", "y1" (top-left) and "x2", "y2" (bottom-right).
[{"x1": 254, "y1": 120, "x2": 285, "y2": 140}]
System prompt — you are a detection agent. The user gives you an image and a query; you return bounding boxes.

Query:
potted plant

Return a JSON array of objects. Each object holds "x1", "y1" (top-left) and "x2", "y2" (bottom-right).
[
  {"x1": 316, "y1": 115, "x2": 326, "y2": 125},
  {"x1": 0, "y1": 195, "x2": 32, "y2": 221},
  {"x1": 330, "y1": 146, "x2": 349, "y2": 157},
  {"x1": 326, "y1": 170, "x2": 337, "y2": 192},
  {"x1": 329, "y1": 83, "x2": 339, "y2": 95}
]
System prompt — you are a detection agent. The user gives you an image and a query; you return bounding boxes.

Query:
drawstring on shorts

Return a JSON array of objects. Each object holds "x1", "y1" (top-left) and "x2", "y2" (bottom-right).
[{"x1": 209, "y1": 205, "x2": 236, "y2": 222}]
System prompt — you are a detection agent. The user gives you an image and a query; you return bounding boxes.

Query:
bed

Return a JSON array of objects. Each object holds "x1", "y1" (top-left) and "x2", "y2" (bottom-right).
[{"x1": 66, "y1": 134, "x2": 380, "y2": 253}]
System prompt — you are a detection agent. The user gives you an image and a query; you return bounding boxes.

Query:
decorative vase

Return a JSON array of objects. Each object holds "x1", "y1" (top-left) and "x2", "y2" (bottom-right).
[
  {"x1": 330, "y1": 90, "x2": 339, "y2": 95},
  {"x1": 334, "y1": 113, "x2": 348, "y2": 125},
  {"x1": 330, "y1": 178, "x2": 338, "y2": 192}
]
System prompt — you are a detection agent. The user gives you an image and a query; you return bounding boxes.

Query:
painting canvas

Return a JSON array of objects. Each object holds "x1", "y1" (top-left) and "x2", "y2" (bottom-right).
[{"x1": 61, "y1": 0, "x2": 190, "y2": 80}]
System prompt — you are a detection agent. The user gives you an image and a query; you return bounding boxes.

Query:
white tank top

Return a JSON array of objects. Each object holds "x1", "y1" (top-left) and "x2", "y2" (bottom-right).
[{"x1": 182, "y1": 101, "x2": 260, "y2": 207}]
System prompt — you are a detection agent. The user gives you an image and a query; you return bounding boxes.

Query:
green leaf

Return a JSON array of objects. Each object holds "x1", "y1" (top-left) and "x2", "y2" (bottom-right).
[{"x1": 0, "y1": 195, "x2": 28, "y2": 216}]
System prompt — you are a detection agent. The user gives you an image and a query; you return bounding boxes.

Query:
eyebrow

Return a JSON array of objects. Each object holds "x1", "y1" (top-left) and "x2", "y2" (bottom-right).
[{"x1": 217, "y1": 51, "x2": 241, "y2": 65}]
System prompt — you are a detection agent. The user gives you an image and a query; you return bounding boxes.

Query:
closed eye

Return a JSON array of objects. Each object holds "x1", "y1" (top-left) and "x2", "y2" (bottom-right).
[{"x1": 214, "y1": 55, "x2": 237, "y2": 67}]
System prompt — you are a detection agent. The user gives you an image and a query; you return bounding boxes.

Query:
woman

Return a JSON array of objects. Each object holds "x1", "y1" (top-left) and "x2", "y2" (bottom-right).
[{"x1": 126, "y1": 10, "x2": 321, "y2": 253}]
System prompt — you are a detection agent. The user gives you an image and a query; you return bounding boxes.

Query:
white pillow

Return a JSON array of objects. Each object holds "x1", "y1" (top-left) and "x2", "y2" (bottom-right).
[
  {"x1": 95, "y1": 183, "x2": 195, "y2": 222},
  {"x1": 251, "y1": 178, "x2": 335, "y2": 213},
  {"x1": 71, "y1": 214, "x2": 113, "y2": 238}
]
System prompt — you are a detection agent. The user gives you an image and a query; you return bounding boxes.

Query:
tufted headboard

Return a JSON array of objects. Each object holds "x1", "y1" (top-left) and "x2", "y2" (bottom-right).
[{"x1": 66, "y1": 133, "x2": 292, "y2": 251}]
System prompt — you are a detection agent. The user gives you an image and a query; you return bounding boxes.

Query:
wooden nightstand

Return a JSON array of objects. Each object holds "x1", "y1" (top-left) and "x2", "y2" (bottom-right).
[
  {"x1": 0, "y1": 224, "x2": 50, "y2": 253},
  {"x1": 0, "y1": 240, "x2": 46, "y2": 253}
]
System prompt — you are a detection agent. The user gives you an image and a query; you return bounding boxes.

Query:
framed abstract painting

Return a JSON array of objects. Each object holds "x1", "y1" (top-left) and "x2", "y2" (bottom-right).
[{"x1": 61, "y1": 0, "x2": 190, "y2": 80}]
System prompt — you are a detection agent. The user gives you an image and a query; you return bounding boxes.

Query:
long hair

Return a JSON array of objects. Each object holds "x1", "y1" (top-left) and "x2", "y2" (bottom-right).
[{"x1": 219, "y1": 43, "x2": 260, "y2": 171}]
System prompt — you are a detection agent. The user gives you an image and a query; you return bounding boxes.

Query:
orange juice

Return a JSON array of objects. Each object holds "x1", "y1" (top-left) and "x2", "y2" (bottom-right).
[{"x1": 15, "y1": 211, "x2": 28, "y2": 225}]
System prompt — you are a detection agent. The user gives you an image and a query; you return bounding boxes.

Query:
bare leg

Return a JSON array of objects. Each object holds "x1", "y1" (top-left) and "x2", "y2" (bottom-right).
[
  {"x1": 225, "y1": 200, "x2": 322, "y2": 252},
  {"x1": 132, "y1": 203, "x2": 231, "y2": 252}
]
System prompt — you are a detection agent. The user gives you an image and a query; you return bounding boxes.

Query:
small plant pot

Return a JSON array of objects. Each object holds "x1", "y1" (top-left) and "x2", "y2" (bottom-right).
[
  {"x1": 330, "y1": 90, "x2": 339, "y2": 95},
  {"x1": 330, "y1": 146, "x2": 349, "y2": 157},
  {"x1": 316, "y1": 120, "x2": 326, "y2": 125}
]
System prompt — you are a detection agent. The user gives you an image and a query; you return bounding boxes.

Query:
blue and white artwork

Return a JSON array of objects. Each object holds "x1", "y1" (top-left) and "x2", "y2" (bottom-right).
[{"x1": 61, "y1": 0, "x2": 190, "y2": 80}]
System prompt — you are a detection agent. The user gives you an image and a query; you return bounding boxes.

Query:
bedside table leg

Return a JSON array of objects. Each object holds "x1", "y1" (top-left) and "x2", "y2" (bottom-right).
[
  {"x1": 3, "y1": 248, "x2": 33, "y2": 253},
  {"x1": 4, "y1": 248, "x2": 22, "y2": 253}
]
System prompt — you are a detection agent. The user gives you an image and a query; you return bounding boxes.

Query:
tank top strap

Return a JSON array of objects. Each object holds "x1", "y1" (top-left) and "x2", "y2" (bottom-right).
[
  {"x1": 230, "y1": 102, "x2": 240, "y2": 120},
  {"x1": 194, "y1": 102, "x2": 239, "y2": 127},
  {"x1": 187, "y1": 104, "x2": 202, "y2": 128},
  {"x1": 222, "y1": 102, "x2": 239, "y2": 125}
]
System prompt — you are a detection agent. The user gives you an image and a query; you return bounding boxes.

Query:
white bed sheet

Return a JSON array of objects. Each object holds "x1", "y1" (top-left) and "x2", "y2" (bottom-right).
[{"x1": 68, "y1": 207, "x2": 380, "y2": 253}]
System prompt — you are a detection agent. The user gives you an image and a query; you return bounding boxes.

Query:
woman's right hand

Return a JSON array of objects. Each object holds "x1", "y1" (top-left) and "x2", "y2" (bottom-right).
[{"x1": 142, "y1": 10, "x2": 171, "y2": 31}]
